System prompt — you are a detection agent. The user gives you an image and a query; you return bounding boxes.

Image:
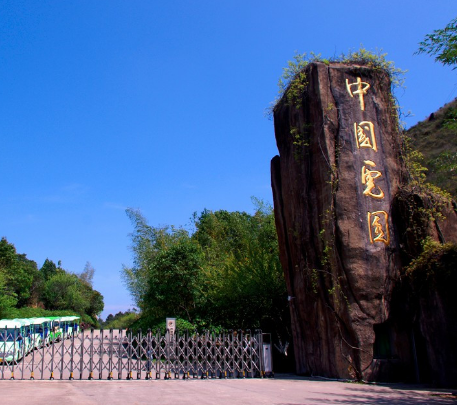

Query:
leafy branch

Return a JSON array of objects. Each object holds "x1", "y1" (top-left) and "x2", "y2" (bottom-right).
[{"x1": 416, "y1": 17, "x2": 457, "y2": 69}]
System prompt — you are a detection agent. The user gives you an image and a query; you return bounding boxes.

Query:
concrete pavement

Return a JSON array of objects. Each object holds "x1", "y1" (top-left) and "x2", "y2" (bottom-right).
[{"x1": 1, "y1": 375, "x2": 456, "y2": 404}]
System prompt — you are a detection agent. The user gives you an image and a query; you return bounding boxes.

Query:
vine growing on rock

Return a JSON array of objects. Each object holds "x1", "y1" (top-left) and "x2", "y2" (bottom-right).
[
  {"x1": 405, "y1": 238, "x2": 457, "y2": 307},
  {"x1": 272, "y1": 48, "x2": 406, "y2": 111},
  {"x1": 270, "y1": 48, "x2": 407, "y2": 166}
]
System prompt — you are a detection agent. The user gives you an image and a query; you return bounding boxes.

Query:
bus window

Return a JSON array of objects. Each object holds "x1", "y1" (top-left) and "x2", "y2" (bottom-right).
[{"x1": 1, "y1": 330, "x2": 17, "y2": 341}]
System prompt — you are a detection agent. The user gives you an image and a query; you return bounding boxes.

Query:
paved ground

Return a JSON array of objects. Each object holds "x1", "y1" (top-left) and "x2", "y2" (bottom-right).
[{"x1": 1, "y1": 375, "x2": 455, "y2": 405}]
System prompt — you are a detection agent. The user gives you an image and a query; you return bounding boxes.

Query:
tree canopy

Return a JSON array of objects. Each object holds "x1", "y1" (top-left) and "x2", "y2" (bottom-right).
[
  {"x1": 122, "y1": 200, "x2": 289, "y2": 339},
  {"x1": 0, "y1": 237, "x2": 104, "y2": 324},
  {"x1": 417, "y1": 17, "x2": 457, "y2": 69}
]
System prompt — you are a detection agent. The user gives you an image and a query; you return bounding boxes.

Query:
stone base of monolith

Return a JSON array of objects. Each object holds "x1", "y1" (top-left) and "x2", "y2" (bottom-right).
[{"x1": 271, "y1": 61, "x2": 457, "y2": 385}]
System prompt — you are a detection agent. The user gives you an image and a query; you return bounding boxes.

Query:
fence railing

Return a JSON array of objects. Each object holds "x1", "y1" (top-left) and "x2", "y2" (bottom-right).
[{"x1": 0, "y1": 329, "x2": 267, "y2": 380}]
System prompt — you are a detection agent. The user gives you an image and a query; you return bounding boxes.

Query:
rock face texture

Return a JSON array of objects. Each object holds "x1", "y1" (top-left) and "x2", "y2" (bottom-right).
[
  {"x1": 271, "y1": 62, "x2": 457, "y2": 384},
  {"x1": 391, "y1": 192, "x2": 457, "y2": 386}
]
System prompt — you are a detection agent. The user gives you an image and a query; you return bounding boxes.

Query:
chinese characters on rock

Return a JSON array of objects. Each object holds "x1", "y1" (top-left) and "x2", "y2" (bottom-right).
[
  {"x1": 346, "y1": 77, "x2": 370, "y2": 111},
  {"x1": 346, "y1": 77, "x2": 390, "y2": 246}
]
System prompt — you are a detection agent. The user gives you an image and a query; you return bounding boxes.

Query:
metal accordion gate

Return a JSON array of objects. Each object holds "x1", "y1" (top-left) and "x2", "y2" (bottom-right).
[{"x1": 0, "y1": 329, "x2": 267, "y2": 380}]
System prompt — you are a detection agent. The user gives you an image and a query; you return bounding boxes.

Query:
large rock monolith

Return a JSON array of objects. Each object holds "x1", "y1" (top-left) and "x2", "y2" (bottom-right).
[
  {"x1": 272, "y1": 61, "x2": 457, "y2": 384},
  {"x1": 271, "y1": 62, "x2": 406, "y2": 380}
]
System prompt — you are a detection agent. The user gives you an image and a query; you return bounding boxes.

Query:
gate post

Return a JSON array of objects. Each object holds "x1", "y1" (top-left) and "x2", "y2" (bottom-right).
[
  {"x1": 49, "y1": 330, "x2": 55, "y2": 380},
  {"x1": 98, "y1": 329, "x2": 104, "y2": 380},
  {"x1": 40, "y1": 331, "x2": 45, "y2": 380},
  {"x1": 30, "y1": 332, "x2": 36, "y2": 380},
  {"x1": 69, "y1": 329, "x2": 75, "y2": 380},
  {"x1": 174, "y1": 329, "x2": 179, "y2": 379},
  {"x1": 117, "y1": 329, "x2": 123, "y2": 380},
  {"x1": 221, "y1": 330, "x2": 227, "y2": 379},
  {"x1": 127, "y1": 329, "x2": 133, "y2": 380},
  {"x1": 261, "y1": 333, "x2": 273, "y2": 377},
  {"x1": 258, "y1": 331, "x2": 264, "y2": 377},
  {"x1": 154, "y1": 329, "x2": 160, "y2": 380},
  {"x1": 20, "y1": 329, "x2": 26, "y2": 380},
  {"x1": 164, "y1": 327, "x2": 170, "y2": 380},
  {"x1": 145, "y1": 329, "x2": 152, "y2": 380},
  {"x1": 108, "y1": 329, "x2": 113, "y2": 380},
  {"x1": 79, "y1": 327, "x2": 85, "y2": 380},
  {"x1": 137, "y1": 329, "x2": 142, "y2": 380},
  {"x1": 60, "y1": 331, "x2": 65, "y2": 379},
  {"x1": 88, "y1": 328, "x2": 94, "y2": 380},
  {"x1": 11, "y1": 326, "x2": 17, "y2": 380}
]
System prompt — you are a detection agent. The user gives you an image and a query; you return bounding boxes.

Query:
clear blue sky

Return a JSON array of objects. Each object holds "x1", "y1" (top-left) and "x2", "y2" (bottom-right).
[{"x1": 1, "y1": 1, "x2": 456, "y2": 319}]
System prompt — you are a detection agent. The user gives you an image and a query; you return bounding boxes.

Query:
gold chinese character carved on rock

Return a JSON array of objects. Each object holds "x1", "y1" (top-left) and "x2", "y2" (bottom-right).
[
  {"x1": 354, "y1": 121, "x2": 377, "y2": 151},
  {"x1": 367, "y1": 211, "x2": 390, "y2": 245},
  {"x1": 361, "y1": 160, "x2": 384, "y2": 199},
  {"x1": 346, "y1": 77, "x2": 370, "y2": 111}
]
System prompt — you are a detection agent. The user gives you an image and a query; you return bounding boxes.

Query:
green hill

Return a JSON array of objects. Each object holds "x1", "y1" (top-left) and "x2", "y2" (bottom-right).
[{"x1": 407, "y1": 99, "x2": 457, "y2": 199}]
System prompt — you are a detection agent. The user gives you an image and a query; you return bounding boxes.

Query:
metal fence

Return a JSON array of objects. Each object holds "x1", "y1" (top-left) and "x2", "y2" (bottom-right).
[{"x1": 1, "y1": 329, "x2": 267, "y2": 380}]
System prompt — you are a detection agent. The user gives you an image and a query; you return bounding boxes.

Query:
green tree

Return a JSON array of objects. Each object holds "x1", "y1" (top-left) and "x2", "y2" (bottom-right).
[
  {"x1": 122, "y1": 208, "x2": 204, "y2": 322},
  {"x1": 101, "y1": 311, "x2": 139, "y2": 330},
  {"x1": 143, "y1": 236, "x2": 204, "y2": 322},
  {"x1": 0, "y1": 270, "x2": 17, "y2": 317},
  {"x1": 123, "y1": 200, "x2": 289, "y2": 335},
  {"x1": 122, "y1": 208, "x2": 191, "y2": 311},
  {"x1": 17, "y1": 253, "x2": 42, "y2": 307},
  {"x1": 122, "y1": 208, "x2": 159, "y2": 309},
  {"x1": 193, "y1": 200, "x2": 288, "y2": 330},
  {"x1": 0, "y1": 237, "x2": 39, "y2": 307},
  {"x1": 86, "y1": 289, "x2": 104, "y2": 320},
  {"x1": 40, "y1": 258, "x2": 59, "y2": 281},
  {"x1": 0, "y1": 237, "x2": 104, "y2": 322},
  {"x1": 42, "y1": 272, "x2": 87, "y2": 312},
  {"x1": 417, "y1": 17, "x2": 457, "y2": 68},
  {"x1": 41, "y1": 271, "x2": 103, "y2": 319}
]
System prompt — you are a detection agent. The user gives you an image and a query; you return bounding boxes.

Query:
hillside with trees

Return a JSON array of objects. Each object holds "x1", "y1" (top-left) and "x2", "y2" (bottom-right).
[
  {"x1": 408, "y1": 16, "x2": 457, "y2": 198},
  {"x1": 0, "y1": 237, "x2": 104, "y2": 325},
  {"x1": 407, "y1": 99, "x2": 457, "y2": 199}
]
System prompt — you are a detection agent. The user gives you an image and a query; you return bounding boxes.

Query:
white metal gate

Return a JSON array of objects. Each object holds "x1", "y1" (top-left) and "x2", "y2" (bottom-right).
[{"x1": 1, "y1": 329, "x2": 267, "y2": 380}]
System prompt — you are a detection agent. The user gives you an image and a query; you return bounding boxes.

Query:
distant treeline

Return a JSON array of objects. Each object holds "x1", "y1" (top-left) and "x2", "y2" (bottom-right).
[
  {"x1": 99, "y1": 310, "x2": 138, "y2": 329},
  {"x1": 0, "y1": 238, "x2": 103, "y2": 325}
]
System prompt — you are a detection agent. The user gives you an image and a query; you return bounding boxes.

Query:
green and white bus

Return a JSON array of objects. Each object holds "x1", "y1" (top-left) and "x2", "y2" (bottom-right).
[
  {"x1": 13, "y1": 318, "x2": 44, "y2": 349},
  {"x1": 0, "y1": 319, "x2": 32, "y2": 363},
  {"x1": 28, "y1": 317, "x2": 52, "y2": 347},
  {"x1": 0, "y1": 315, "x2": 81, "y2": 362},
  {"x1": 60, "y1": 316, "x2": 80, "y2": 339},
  {"x1": 47, "y1": 317, "x2": 63, "y2": 342}
]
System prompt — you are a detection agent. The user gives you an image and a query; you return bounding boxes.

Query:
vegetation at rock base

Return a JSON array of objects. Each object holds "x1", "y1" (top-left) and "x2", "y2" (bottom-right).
[
  {"x1": 121, "y1": 199, "x2": 290, "y2": 341},
  {"x1": 0, "y1": 237, "x2": 104, "y2": 326},
  {"x1": 402, "y1": 238, "x2": 457, "y2": 339},
  {"x1": 406, "y1": 238, "x2": 457, "y2": 293}
]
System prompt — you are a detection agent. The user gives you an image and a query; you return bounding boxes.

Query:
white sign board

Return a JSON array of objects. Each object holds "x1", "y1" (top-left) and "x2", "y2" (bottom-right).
[{"x1": 166, "y1": 317, "x2": 176, "y2": 336}]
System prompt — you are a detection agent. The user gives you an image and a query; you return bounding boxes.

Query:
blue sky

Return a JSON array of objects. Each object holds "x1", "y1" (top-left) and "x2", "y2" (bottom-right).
[{"x1": 1, "y1": 1, "x2": 456, "y2": 319}]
